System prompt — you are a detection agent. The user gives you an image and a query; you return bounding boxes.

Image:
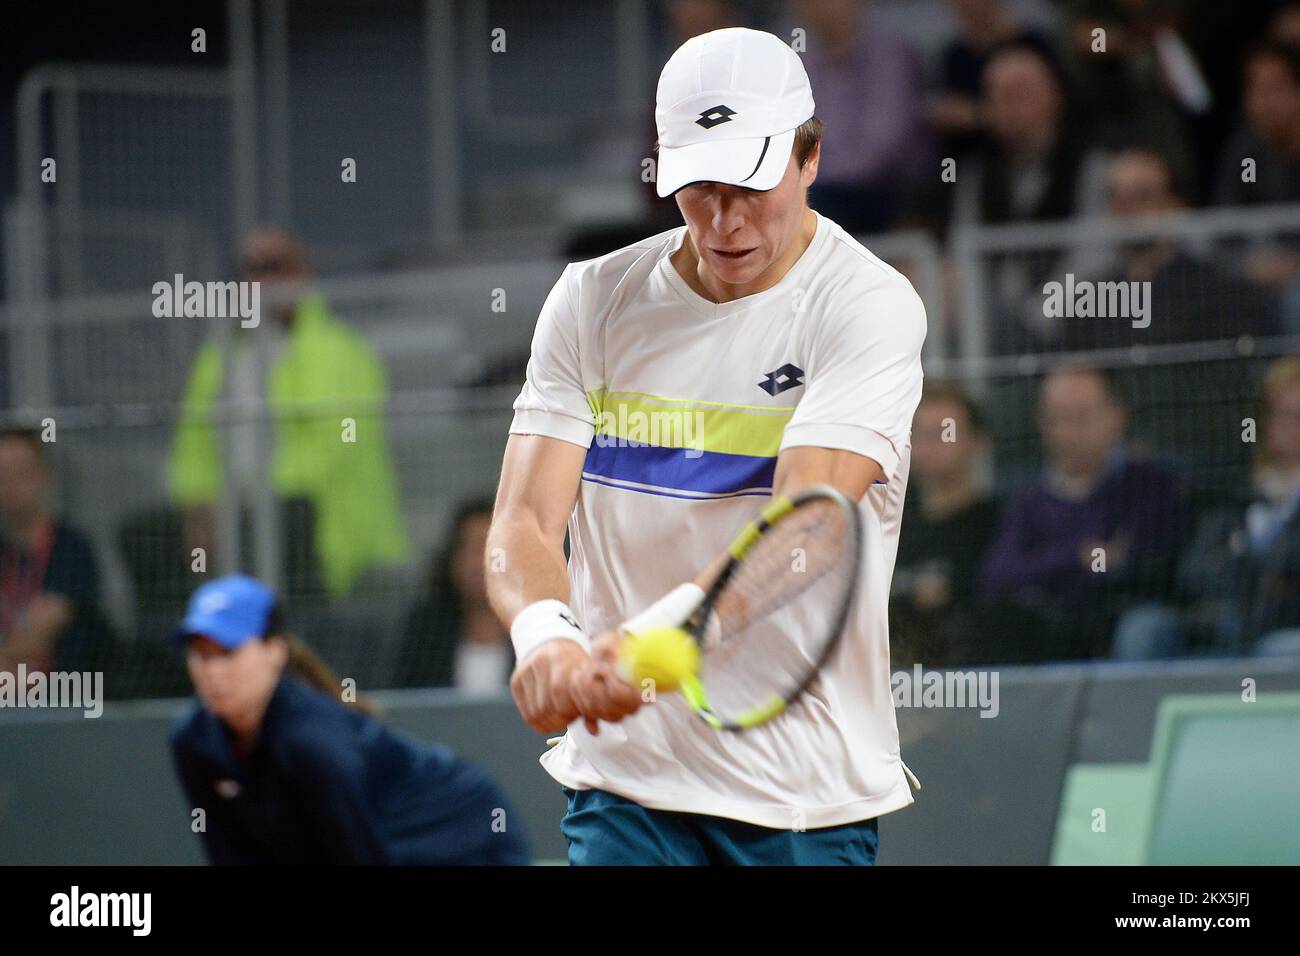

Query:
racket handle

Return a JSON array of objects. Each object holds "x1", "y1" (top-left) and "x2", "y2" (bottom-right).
[{"x1": 619, "y1": 582, "x2": 705, "y2": 637}]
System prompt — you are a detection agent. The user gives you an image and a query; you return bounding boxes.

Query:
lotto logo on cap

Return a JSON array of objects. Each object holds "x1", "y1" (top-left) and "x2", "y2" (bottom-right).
[{"x1": 654, "y1": 27, "x2": 815, "y2": 198}]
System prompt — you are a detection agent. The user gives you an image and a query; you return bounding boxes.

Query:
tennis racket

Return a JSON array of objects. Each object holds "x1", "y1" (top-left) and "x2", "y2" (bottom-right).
[{"x1": 623, "y1": 483, "x2": 863, "y2": 731}]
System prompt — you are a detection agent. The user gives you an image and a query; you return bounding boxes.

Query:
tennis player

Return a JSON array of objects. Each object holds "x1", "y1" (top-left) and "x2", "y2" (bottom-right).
[{"x1": 487, "y1": 27, "x2": 925, "y2": 865}]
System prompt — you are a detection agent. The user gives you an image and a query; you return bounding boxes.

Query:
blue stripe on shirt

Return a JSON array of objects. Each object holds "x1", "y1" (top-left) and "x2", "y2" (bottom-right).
[{"x1": 582, "y1": 441, "x2": 776, "y2": 496}]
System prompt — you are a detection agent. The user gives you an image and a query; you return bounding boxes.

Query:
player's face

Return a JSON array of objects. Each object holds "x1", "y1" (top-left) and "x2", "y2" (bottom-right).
[
  {"x1": 674, "y1": 146, "x2": 817, "y2": 292},
  {"x1": 186, "y1": 635, "x2": 283, "y2": 729}
]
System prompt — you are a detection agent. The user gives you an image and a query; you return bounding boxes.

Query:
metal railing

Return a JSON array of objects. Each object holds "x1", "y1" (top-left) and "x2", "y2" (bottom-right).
[{"x1": 947, "y1": 202, "x2": 1300, "y2": 379}]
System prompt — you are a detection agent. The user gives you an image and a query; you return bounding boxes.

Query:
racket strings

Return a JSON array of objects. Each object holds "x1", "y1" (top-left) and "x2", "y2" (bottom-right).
[
  {"x1": 697, "y1": 498, "x2": 859, "y2": 717},
  {"x1": 713, "y1": 499, "x2": 851, "y2": 633}
]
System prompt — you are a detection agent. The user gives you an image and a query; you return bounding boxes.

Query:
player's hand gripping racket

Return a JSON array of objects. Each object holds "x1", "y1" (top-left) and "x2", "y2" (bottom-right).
[{"x1": 617, "y1": 484, "x2": 862, "y2": 731}]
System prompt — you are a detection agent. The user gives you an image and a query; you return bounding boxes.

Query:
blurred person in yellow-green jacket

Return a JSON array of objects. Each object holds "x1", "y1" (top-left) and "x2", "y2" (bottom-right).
[{"x1": 167, "y1": 229, "x2": 409, "y2": 598}]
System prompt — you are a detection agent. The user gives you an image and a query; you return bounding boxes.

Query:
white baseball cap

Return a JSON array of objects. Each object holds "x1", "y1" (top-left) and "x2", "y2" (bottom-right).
[{"x1": 654, "y1": 27, "x2": 815, "y2": 198}]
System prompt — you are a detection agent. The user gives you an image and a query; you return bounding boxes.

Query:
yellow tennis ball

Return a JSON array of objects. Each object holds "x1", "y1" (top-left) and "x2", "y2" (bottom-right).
[{"x1": 621, "y1": 626, "x2": 699, "y2": 692}]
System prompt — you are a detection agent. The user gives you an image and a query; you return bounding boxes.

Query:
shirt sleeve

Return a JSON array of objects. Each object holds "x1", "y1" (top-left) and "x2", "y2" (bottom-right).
[
  {"x1": 508, "y1": 263, "x2": 596, "y2": 448},
  {"x1": 779, "y1": 278, "x2": 926, "y2": 481}
]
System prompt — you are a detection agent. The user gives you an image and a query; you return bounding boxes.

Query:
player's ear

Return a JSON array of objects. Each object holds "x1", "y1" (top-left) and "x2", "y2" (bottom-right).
[{"x1": 800, "y1": 140, "x2": 821, "y2": 188}]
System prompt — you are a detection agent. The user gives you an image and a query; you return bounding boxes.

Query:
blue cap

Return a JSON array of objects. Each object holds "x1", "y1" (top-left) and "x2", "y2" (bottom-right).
[{"x1": 174, "y1": 574, "x2": 279, "y2": 649}]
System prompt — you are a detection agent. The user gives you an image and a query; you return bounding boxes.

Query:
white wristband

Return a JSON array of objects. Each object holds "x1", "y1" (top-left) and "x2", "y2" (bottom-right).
[{"x1": 510, "y1": 599, "x2": 589, "y2": 663}]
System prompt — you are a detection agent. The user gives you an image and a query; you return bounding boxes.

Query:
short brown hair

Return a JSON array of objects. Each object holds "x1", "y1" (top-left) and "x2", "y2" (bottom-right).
[{"x1": 793, "y1": 115, "x2": 823, "y2": 169}]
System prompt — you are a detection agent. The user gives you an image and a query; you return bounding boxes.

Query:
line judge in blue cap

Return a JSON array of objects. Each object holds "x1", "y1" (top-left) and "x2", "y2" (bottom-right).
[{"x1": 168, "y1": 574, "x2": 530, "y2": 865}]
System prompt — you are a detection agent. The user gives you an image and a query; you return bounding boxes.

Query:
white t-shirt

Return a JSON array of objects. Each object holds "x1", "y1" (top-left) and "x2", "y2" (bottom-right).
[{"x1": 509, "y1": 209, "x2": 926, "y2": 829}]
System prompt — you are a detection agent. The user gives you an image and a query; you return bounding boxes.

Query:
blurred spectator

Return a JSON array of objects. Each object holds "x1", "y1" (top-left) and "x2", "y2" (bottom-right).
[
  {"x1": 564, "y1": 0, "x2": 746, "y2": 260},
  {"x1": 1060, "y1": 0, "x2": 1200, "y2": 194},
  {"x1": 795, "y1": 0, "x2": 933, "y2": 234},
  {"x1": 930, "y1": 0, "x2": 1055, "y2": 160},
  {"x1": 1274, "y1": 2, "x2": 1300, "y2": 47},
  {"x1": 170, "y1": 575, "x2": 530, "y2": 864},
  {"x1": 979, "y1": 368, "x2": 1191, "y2": 660},
  {"x1": 394, "y1": 499, "x2": 514, "y2": 691},
  {"x1": 1117, "y1": 355, "x2": 1300, "y2": 658},
  {"x1": 0, "y1": 428, "x2": 108, "y2": 674},
  {"x1": 953, "y1": 43, "x2": 1111, "y2": 227},
  {"x1": 952, "y1": 43, "x2": 1111, "y2": 352},
  {"x1": 647, "y1": 1, "x2": 747, "y2": 233},
  {"x1": 890, "y1": 383, "x2": 1001, "y2": 667},
  {"x1": 1178, "y1": 0, "x2": 1279, "y2": 196},
  {"x1": 167, "y1": 229, "x2": 409, "y2": 600},
  {"x1": 1214, "y1": 42, "x2": 1300, "y2": 208},
  {"x1": 1214, "y1": 42, "x2": 1300, "y2": 329},
  {"x1": 1051, "y1": 148, "x2": 1279, "y2": 350}
]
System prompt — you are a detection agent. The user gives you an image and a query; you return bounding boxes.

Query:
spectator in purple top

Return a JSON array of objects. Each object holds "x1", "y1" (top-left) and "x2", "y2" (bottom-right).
[
  {"x1": 978, "y1": 367, "x2": 1191, "y2": 660},
  {"x1": 793, "y1": 0, "x2": 933, "y2": 235}
]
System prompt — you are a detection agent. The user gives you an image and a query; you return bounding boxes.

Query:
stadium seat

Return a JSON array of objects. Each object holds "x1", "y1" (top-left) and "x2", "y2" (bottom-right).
[
  {"x1": 1143, "y1": 693, "x2": 1300, "y2": 865},
  {"x1": 1053, "y1": 692, "x2": 1300, "y2": 864},
  {"x1": 1050, "y1": 764, "x2": 1153, "y2": 865}
]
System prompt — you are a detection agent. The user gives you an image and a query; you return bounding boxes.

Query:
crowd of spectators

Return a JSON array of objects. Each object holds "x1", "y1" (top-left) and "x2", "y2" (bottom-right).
[
  {"x1": 893, "y1": 358, "x2": 1300, "y2": 667},
  {"x1": 5, "y1": 1, "x2": 1300, "y2": 696}
]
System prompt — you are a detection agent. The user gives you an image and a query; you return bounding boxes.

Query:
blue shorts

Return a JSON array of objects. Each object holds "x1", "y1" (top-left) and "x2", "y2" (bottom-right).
[{"x1": 559, "y1": 786, "x2": 879, "y2": 866}]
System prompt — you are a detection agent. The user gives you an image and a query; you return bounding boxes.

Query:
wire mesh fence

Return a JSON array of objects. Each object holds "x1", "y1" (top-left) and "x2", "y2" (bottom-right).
[
  {"x1": 3, "y1": 337, "x2": 1296, "y2": 700},
  {"x1": 2, "y1": 202, "x2": 1299, "y2": 699}
]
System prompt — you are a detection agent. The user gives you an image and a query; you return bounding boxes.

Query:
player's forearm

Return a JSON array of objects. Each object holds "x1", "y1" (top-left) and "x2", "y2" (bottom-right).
[{"x1": 484, "y1": 513, "x2": 573, "y2": 630}]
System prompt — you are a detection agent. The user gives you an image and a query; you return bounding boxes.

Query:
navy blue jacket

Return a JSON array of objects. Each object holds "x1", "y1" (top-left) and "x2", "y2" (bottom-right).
[{"x1": 169, "y1": 674, "x2": 529, "y2": 865}]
